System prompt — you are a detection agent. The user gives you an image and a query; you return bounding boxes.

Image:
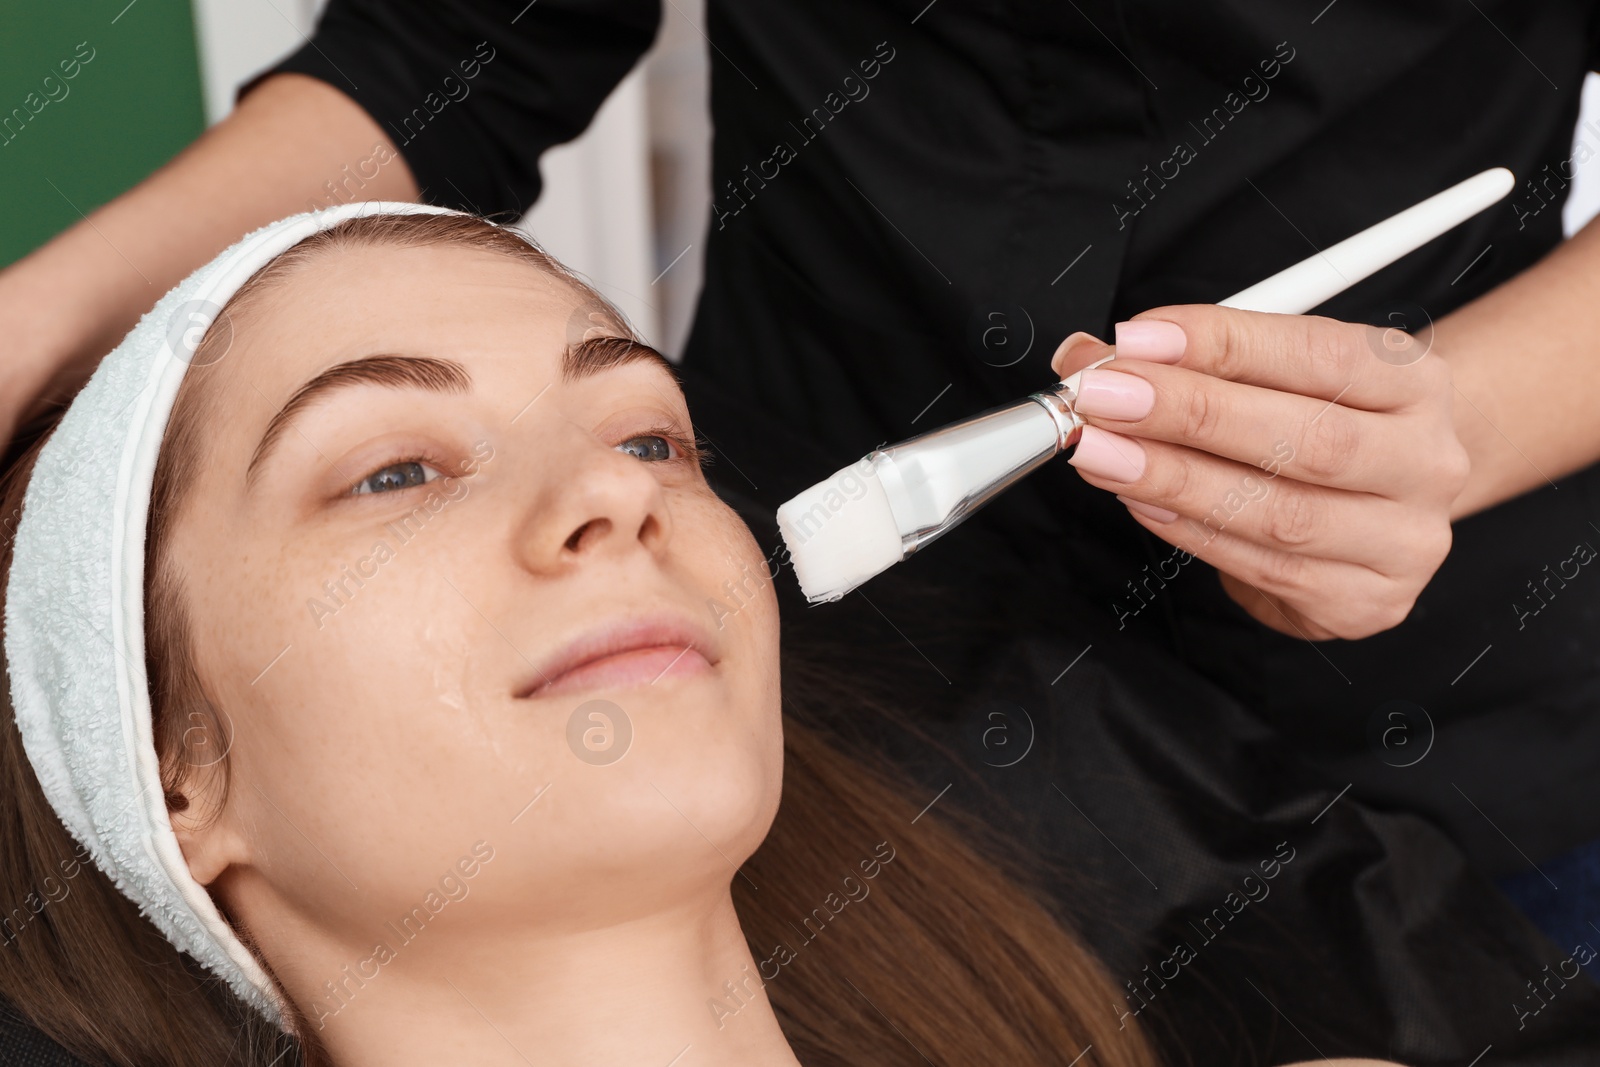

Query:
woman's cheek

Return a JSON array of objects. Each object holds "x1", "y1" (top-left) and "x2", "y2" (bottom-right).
[{"x1": 687, "y1": 502, "x2": 779, "y2": 642}]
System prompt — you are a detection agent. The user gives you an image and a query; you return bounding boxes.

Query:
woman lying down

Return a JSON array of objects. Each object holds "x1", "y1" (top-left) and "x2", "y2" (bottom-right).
[{"x1": 0, "y1": 206, "x2": 1395, "y2": 1067}]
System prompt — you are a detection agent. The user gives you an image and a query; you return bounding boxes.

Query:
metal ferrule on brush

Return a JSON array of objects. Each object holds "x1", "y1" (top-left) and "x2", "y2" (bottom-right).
[{"x1": 872, "y1": 379, "x2": 1088, "y2": 555}]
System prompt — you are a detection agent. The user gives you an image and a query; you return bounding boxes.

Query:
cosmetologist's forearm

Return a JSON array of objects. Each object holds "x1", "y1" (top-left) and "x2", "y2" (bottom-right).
[
  {"x1": 1436, "y1": 213, "x2": 1600, "y2": 519},
  {"x1": 0, "y1": 73, "x2": 416, "y2": 433}
]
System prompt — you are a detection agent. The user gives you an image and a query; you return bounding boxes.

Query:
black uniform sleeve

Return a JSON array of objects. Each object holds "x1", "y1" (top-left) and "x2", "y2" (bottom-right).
[
  {"x1": 1589, "y1": 0, "x2": 1600, "y2": 71},
  {"x1": 259, "y1": 0, "x2": 661, "y2": 215}
]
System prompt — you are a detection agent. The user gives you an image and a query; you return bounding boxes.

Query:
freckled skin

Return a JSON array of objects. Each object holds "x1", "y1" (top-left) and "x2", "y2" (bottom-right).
[{"x1": 165, "y1": 244, "x2": 784, "y2": 1023}]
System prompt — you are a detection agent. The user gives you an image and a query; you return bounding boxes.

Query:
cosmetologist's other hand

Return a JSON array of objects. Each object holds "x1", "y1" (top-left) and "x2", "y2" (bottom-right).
[
  {"x1": 1051, "y1": 306, "x2": 1469, "y2": 641},
  {"x1": 0, "y1": 268, "x2": 90, "y2": 455}
]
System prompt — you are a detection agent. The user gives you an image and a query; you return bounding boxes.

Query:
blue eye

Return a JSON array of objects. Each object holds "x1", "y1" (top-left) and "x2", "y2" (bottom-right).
[
  {"x1": 615, "y1": 434, "x2": 675, "y2": 462},
  {"x1": 352, "y1": 460, "x2": 441, "y2": 496}
]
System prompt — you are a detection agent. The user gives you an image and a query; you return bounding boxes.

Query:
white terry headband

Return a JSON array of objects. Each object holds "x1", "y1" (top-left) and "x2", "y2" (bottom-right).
[{"x1": 4, "y1": 201, "x2": 461, "y2": 1027}]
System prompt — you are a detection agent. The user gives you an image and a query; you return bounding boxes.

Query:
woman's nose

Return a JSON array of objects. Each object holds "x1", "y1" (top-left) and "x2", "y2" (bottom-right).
[{"x1": 514, "y1": 439, "x2": 673, "y2": 575}]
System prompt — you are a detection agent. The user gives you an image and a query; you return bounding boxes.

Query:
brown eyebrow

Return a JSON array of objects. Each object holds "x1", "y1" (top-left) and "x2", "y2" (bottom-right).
[
  {"x1": 245, "y1": 354, "x2": 471, "y2": 486},
  {"x1": 244, "y1": 337, "x2": 676, "y2": 485},
  {"x1": 561, "y1": 334, "x2": 678, "y2": 384}
]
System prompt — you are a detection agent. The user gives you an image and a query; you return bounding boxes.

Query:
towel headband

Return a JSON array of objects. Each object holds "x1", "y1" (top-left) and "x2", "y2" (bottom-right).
[{"x1": 4, "y1": 201, "x2": 461, "y2": 1027}]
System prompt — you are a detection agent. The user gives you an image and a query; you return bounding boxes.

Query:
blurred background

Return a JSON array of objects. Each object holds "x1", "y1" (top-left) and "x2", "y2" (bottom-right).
[{"x1": 1, "y1": 0, "x2": 1596, "y2": 360}]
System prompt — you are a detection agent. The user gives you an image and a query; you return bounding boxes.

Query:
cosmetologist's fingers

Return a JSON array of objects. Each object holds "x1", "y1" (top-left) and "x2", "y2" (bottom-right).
[
  {"x1": 1118, "y1": 304, "x2": 1444, "y2": 413},
  {"x1": 1070, "y1": 362, "x2": 1441, "y2": 497},
  {"x1": 1071, "y1": 427, "x2": 1440, "y2": 573},
  {"x1": 1126, "y1": 504, "x2": 1420, "y2": 640},
  {"x1": 1050, "y1": 332, "x2": 1113, "y2": 379}
]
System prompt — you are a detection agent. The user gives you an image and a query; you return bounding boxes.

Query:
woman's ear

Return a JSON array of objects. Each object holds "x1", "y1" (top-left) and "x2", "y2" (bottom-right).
[{"x1": 166, "y1": 745, "x2": 249, "y2": 887}]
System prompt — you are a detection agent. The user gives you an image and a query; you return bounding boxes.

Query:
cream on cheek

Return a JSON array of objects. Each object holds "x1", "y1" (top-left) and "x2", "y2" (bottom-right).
[
  {"x1": 668, "y1": 486, "x2": 776, "y2": 637},
  {"x1": 163, "y1": 425, "x2": 504, "y2": 886},
  {"x1": 677, "y1": 495, "x2": 784, "y2": 754},
  {"x1": 187, "y1": 531, "x2": 538, "y2": 923}
]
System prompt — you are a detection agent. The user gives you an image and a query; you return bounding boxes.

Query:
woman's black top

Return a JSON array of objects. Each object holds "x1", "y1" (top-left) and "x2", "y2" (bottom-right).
[{"x1": 251, "y1": 2, "x2": 1600, "y2": 1063}]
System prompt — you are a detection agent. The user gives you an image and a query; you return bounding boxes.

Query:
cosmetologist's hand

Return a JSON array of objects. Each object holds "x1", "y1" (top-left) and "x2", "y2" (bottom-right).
[
  {"x1": 1051, "y1": 306, "x2": 1470, "y2": 641},
  {"x1": 0, "y1": 268, "x2": 89, "y2": 455}
]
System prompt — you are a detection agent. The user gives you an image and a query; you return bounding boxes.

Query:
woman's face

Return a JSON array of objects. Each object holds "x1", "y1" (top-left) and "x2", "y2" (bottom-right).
[{"x1": 166, "y1": 240, "x2": 782, "y2": 971}]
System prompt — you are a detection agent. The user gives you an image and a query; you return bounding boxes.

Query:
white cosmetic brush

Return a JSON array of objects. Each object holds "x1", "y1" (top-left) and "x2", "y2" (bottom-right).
[{"x1": 777, "y1": 167, "x2": 1514, "y2": 603}]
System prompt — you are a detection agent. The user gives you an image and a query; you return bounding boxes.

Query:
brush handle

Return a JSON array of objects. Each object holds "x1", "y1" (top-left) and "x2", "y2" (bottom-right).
[
  {"x1": 1060, "y1": 167, "x2": 1515, "y2": 393},
  {"x1": 1219, "y1": 167, "x2": 1513, "y2": 314}
]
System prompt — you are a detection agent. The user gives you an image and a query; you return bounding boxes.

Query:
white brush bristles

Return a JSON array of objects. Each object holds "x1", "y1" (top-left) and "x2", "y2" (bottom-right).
[{"x1": 776, "y1": 455, "x2": 904, "y2": 603}]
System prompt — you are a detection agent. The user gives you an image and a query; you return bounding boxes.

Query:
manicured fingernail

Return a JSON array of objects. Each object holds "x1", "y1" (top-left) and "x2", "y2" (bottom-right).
[
  {"x1": 1050, "y1": 331, "x2": 1110, "y2": 375},
  {"x1": 1117, "y1": 495, "x2": 1179, "y2": 523},
  {"x1": 1114, "y1": 320, "x2": 1187, "y2": 362},
  {"x1": 1069, "y1": 426, "x2": 1146, "y2": 483},
  {"x1": 1074, "y1": 368, "x2": 1154, "y2": 421}
]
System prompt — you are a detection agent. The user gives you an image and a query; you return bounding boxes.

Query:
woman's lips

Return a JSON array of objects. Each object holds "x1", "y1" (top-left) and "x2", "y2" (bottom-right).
[
  {"x1": 532, "y1": 644, "x2": 711, "y2": 697},
  {"x1": 518, "y1": 615, "x2": 717, "y2": 699}
]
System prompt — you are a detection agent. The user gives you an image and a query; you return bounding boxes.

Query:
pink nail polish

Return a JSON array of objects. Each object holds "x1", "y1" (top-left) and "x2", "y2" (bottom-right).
[
  {"x1": 1117, "y1": 495, "x2": 1179, "y2": 523},
  {"x1": 1069, "y1": 426, "x2": 1146, "y2": 484},
  {"x1": 1074, "y1": 369, "x2": 1155, "y2": 421},
  {"x1": 1114, "y1": 320, "x2": 1187, "y2": 363}
]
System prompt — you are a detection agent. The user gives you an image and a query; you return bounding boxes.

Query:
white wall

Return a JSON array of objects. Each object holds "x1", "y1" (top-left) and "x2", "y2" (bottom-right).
[
  {"x1": 190, "y1": 0, "x2": 323, "y2": 124},
  {"x1": 1564, "y1": 73, "x2": 1600, "y2": 235}
]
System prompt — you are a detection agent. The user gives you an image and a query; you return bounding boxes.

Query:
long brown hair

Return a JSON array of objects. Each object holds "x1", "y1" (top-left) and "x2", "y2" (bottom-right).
[{"x1": 0, "y1": 214, "x2": 1156, "y2": 1067}]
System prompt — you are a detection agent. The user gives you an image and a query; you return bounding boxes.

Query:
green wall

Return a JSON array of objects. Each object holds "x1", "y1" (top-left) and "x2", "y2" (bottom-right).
[{"x1": 0, "y1": 0, "x2": 206, "y2": 266}]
